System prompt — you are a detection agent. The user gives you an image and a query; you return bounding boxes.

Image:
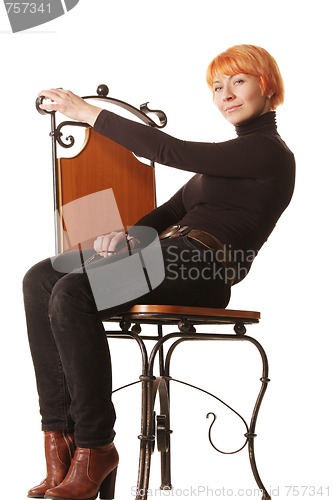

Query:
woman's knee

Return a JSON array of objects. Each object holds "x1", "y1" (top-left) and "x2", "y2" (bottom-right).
[
  {"x1": 49, "y1": 272, "x2": 96, "y2": 320},
  {"x1": 23, "y1": 258, "x2": 54, "y2": 296}
]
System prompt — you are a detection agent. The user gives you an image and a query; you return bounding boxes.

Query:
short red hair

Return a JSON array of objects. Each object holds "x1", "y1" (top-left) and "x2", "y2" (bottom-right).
[{"x1": 206, "y1": 44, "x2": 284, "y2": 110}]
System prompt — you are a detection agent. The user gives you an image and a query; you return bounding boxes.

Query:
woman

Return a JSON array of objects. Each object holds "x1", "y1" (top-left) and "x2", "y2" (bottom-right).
[{"x1": 23, "y1": 44, "x2": 295, "y2": 500}]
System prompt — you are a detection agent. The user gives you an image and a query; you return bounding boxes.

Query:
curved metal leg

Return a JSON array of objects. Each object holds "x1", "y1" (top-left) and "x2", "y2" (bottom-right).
[
  {"x1": 147, "y1": 330, "x2": 271, "y2": 500},
  {"x1": 243, "y1": 336, "x2": 271, "y2": 500},
  {"x1": 156, "y1": 328, "x2": 172, "y2": 490},
  {"x1": 107, "y1": 326, "x2": 153, "y2": 500},
  {"x1": 135, "y1": 374, "x2": 156, "y2": 500},
  {"x1": 135, "y1": 374, "x2": 173, "y2": 499}
]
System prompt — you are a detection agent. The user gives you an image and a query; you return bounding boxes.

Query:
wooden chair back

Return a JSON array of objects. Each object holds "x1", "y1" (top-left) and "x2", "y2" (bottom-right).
[{"x1": 57, "y1": 128, "x2": 156, "y2": 251}]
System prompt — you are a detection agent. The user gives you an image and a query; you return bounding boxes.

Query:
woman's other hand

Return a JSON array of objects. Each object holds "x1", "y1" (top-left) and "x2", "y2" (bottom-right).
[
  {"x1": 93, "y1": 232, "x2": 128, "y2": 257},
  {"x1": 37, "y1": 88, "x2": 102, "y2": 126}
]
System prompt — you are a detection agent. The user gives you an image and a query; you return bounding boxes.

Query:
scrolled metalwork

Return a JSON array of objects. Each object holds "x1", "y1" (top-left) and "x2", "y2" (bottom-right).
[
  {"x1": 140, "y1": 102, "x2": 167, "y2": 128},
  {"x1": 36, "y1": 83, "x2": 168, "y2": 152},
  {"x1": 51, "y1": 120, "x2": 89, "y2": 149},
  {"x1": 206, "y1": 411, "x2": 249, "y2": 455},
  {"x1": 169, "y1": 376, "x2": 249, "y2": 455}
]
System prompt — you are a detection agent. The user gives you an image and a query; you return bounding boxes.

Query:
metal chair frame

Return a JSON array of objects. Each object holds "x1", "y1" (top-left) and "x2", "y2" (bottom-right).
[{"x1": 105, "y1": 305, "x2": 271, "y2": 500}]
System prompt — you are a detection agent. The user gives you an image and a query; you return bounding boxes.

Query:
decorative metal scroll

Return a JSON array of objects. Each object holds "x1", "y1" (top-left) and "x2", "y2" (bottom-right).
[
  {"x1": 36, "y1": 83, "x2": 168, "y2": 150},
  {"x1": 156, "y1": 376, "x2": 250, "y2": 455}
]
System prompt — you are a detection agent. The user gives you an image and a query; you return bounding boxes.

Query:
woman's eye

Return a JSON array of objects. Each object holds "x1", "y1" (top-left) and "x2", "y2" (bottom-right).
[
  {"x1": 214, "y1": 86, "x2": 222, "y2": 92},
  {"x1": 234, "y1": 79, "x2": 244, "y2": 85}
]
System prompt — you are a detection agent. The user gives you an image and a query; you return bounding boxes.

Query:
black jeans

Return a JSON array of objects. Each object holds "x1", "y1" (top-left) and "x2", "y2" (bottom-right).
[{"x1": 23, "y1": 236, "x2": 230, "y2": 447}]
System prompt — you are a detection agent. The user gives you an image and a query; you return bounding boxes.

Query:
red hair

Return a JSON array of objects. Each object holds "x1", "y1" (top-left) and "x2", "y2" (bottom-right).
[{"x1": 206, "y1": 44, "x2": 284, "y2": 110}]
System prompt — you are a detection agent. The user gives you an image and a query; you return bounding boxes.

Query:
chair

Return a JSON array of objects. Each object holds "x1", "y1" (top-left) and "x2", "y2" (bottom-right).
[{"x1": 36, "y1": 85, "x2": 271, "y2": 500}]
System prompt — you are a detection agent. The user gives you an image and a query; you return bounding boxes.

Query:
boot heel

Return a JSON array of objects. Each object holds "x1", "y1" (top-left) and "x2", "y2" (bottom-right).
[{"x1": 99, "y1": 467, "x2": 118, "y2": 500}]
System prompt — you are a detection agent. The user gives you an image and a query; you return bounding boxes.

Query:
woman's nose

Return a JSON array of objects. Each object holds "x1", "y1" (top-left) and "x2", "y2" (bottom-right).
[
  {"x1": 222, "y1": 87, "x2": 235, "y2": 101},
  {"x1": 222, "y1": 84, "x2": 235, "y2": 101}
]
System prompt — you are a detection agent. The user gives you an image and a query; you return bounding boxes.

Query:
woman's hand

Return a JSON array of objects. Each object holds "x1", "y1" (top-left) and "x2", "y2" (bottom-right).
[
  {"x1": 37, "y1": 88, "x2": 103, "y2": 126},
  {"x1": 93, "y1": 231, "x2": 128, "y2": 256}
]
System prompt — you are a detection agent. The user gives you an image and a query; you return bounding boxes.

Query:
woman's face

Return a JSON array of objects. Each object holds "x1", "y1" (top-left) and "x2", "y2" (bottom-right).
[{"x1": 212, "y1": 73, "x2": 272, "y2": 126}]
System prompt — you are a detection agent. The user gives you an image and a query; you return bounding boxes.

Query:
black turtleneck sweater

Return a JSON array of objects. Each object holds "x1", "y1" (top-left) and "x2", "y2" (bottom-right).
[{"x1": 94, "y1": 110, "x2": 295, "y2": 264}]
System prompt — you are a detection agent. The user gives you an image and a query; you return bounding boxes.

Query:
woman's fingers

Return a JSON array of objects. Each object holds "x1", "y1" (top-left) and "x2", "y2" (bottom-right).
[
  {"x1": 38, "y1": 89, "x2": 84, "y2": 117},
  {"x1": 93, "y1": 232, "x2": 127, "y2": 256},
  {"x1": 37, "y1": 88, "x2": 102, "y2": 125},
  {"x1": 110, "y1": 232, "x2": 127, "y2": 251}
]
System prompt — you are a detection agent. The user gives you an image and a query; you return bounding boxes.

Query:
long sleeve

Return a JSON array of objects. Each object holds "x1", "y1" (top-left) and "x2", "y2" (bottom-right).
[
  {"x1": 94, "y1": 109, "x2": 287, "y2": 179},
  {"x1": 93, "y1": 108, "x2": 295, "y2": 254}
]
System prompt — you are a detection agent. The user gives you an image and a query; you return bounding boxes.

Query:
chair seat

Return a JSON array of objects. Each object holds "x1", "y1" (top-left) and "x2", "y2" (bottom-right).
[{"x1": 111, "y1": 304, "x2": 260, "y2": 326}]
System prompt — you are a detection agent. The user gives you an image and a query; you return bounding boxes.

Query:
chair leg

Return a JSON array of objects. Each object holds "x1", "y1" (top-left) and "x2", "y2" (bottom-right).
[
  {"x1": 248, "y1": 437, "x2": 271, "y2": 500},
  {"x1": 135, "y1": 376, "x2": 173, "y2": 499},
  {"x1": 109, "y1": 327, "x2": 154, "y2": 500},
  {"x1": 135, "y1": 334, "x2": 173, "y2": 499},
  {"x1": 244, "y1": 336, "x2": 271, "y2": 500},
  {"x1": 156, "y1": 377, "x2": 172, "y2": 490},
  {"x1": 156, "y1": 326, "x2": 172, "y2": 490},
  {"x1": 135, "y1": 376, "x2": 155, "y2": 500}
]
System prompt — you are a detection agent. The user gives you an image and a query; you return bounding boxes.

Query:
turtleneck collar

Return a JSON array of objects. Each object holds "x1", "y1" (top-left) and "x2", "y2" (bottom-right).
[{"x1": 235, "y1": 111, "x2": 277, "y2": 137}]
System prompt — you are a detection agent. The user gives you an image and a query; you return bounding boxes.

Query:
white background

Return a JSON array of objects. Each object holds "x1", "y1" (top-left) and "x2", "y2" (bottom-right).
[{"x1": 0, "y1": 1, "x2": 332, "y2": 499}]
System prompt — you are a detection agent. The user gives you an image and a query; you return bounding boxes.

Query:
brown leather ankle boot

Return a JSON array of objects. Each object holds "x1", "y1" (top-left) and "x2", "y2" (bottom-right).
[
  {"x1": 44, "y1": 442, "x2": 119, "y2": 500},
  {"x1": 28, "y1": 430, "x2": 76, "y2": 498}
]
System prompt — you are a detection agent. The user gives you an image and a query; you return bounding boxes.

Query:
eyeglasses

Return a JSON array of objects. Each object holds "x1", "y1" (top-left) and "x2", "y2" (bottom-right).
[
  {"x1": 74, "y1": 250, "x2": 115, "y2": 271},
  {"x1": 73, "y1": 235, "x2": 141, "y2": 271}
]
